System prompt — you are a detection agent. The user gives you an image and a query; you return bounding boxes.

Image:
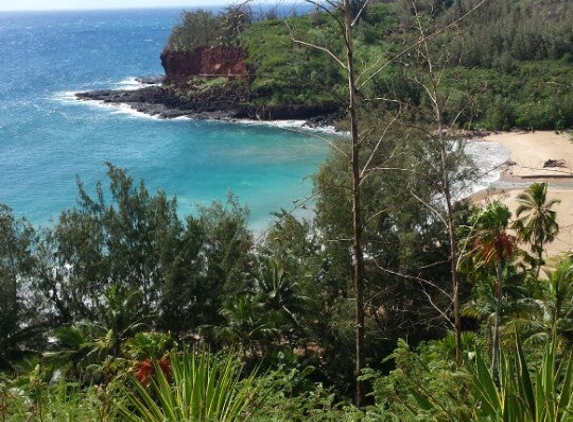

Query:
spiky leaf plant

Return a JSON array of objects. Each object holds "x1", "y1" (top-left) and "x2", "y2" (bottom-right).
[
  {"x1": 121, "y1": 348, "x2": 264, "y2": 422},
  {"x1": 469, "y1": 331, "x2": 573, "y2": 422}
]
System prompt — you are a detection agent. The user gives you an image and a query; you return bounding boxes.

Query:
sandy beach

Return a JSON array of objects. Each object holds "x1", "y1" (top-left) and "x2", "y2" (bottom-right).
[{"x1": 473, "y1": 131, "x2": 573, "y2": 259}]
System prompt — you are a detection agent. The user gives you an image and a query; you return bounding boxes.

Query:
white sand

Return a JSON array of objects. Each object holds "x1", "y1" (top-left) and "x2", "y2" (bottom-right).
[
  {"x1": 485, "y1": 131, "x2": 573, "y2": 178},
  {"x1": 474, "y1": 131, "x2": 573, "y2": 259}
]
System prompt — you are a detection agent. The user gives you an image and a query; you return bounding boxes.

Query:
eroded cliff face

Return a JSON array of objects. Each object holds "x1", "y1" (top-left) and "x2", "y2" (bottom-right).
[
  {"x1": 77, "y1": 45, "x2": 341, "y2": 123},
  {"x1": 160, "y1": 47, "x2": 249, "y2": 84}
]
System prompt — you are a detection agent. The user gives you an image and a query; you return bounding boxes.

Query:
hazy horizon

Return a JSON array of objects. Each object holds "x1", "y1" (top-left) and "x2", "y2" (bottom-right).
[{"x1": 0, "y1": 0, "x2": 237, "y2": 12}]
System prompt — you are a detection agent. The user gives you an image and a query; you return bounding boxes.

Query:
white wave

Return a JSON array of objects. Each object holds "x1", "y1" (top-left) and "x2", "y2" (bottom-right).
[
  {"x1": 112, "y1": 77, "x2": 144, "y2": 91},
  {"x1": 463, "y1": 138, "x2": 512, "y2": 196},
  {"x1": 233, "y1": 118, "x2": 340, "y2": 134},
  {"x1": 58, "y1": 92, "x2": 163, "y2": 121},
  {"x1": 50, "y1": 90, "x2": 79, "y2": 103},
  {"x1": 108, "y1": 103, "x2": 152, "y2": 118}
]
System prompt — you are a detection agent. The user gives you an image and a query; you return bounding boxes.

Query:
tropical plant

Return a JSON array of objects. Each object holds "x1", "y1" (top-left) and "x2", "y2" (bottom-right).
[
  {"x1": 368, "y1": 337, "x2": 475, "y2": 421},
  {"x1": 45, "y1": 284, "x2": 150, "y2": 384},
  {"x1": 512, "y1": 182, "x2": 561, "y2": 279},
  {"x1": 2, "y1": 363, "x2": 120, "y2": 422},
  {"x1": 513, "y1": 259, "x2": 573, "y2": 348},
  {"x1": 463, "y1": 201, "x2": 518, "y2": 377},
  {"x1": 213, "y1": 294, "x2": 280, "y2": 361},
  {"x1": 400, "y1": 331, "x2": 573, "y2": 422},
  {"x1": 252, "y1": 258, "x2": 309, "y2": 333},
  {"x1": 123, "y1": 331, "x2": 174, "y2": 361},
  {"x1": 469, "y1": 332, "x2": 573, "y2": 422},
  {"x1": 121, "y1": 348, "x2": 265, "y2": 422},
  {"x1": 462, "y1": 264, "x2": 528, "y2": 352}
]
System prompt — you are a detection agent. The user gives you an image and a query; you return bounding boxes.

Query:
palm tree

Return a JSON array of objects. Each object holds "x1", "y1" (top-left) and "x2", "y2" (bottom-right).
[
  {"x1": 515, "y1": 259, "x2": 573, "y2": 349},
  {"x1": 97, "y1": 284, "x2": 149, "y2": 358},
  {"x1": 46, "y1": 284, "x2": 149, "y2": 379},
  {"x1": 512, "y1": 182, "x2": 560, "y2": 279},
  {"x1": 462, "y1": 265, "x2": 528, "y2": 350},
  {"x1": 252, "y1": 258, "x2": 309, "y2": 334},
  {"x1": 465, "y1": 201, "x2": 518, "y2": 377},
  {"x1": 215, "y1": 294, "x2": 280, "y2": 360}
]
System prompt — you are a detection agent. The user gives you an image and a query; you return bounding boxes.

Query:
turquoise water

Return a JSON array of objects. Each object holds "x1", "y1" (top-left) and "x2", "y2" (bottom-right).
[{"x1": 0, "y1": 8, "x2": 329, "y2": 229}]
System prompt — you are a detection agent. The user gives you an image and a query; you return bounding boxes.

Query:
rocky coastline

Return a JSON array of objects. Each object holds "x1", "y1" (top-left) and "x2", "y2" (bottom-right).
[{"x1": 75, "y1": 77, "x2": 343, "y2": 127}]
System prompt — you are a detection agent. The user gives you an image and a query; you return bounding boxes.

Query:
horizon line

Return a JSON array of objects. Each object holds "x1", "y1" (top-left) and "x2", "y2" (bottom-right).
[{"x1": 0, "y1": 0, "x2": 310, "y2": 14}]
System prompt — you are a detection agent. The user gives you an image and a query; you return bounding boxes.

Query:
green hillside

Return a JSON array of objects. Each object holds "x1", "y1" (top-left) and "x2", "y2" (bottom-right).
[{"x1": 164, "y1": 0, "x2": 573, "y2": 130}]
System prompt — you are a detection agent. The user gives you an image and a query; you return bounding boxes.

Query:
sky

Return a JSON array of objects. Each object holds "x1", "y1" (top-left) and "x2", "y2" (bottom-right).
[{"x1": 0, "y1": 0, "x2": 236, "y2": 12}]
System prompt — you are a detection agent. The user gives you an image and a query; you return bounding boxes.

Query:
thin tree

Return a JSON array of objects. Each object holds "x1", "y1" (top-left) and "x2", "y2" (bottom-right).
[
  {"x1": 291, "y1": 0, "x2": 368, "y2": 406},
  {"x1": 409, "y1": 0, "x2": 472, "y2": 367},
  {"x1": 365, "y1": 0, "x2": 488, "y2": 367},
  {"x1": 292, "y1": 0, "x2": 489, "y2": 404}
]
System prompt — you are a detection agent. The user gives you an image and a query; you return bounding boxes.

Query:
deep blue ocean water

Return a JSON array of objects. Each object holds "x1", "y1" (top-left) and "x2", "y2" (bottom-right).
[{"x1": 0, "y1": 8, "x2": 329, "y2": 230}]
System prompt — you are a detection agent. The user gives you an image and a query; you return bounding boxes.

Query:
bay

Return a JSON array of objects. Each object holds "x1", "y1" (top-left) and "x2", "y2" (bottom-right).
[{"x1": 0, "y1": 8, "x2": 330, "y2": 230}]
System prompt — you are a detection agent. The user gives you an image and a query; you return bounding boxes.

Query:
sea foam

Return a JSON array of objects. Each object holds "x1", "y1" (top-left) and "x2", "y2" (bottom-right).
[{"x1": 464, "y1": 138, "x2": 511, "y2": 194}]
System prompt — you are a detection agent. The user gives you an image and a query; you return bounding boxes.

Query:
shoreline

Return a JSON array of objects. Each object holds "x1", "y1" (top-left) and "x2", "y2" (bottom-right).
[
  {"x1": 470, "y1": 130, "x2": 573, "y2": 258},
  {"x1": 74, "y1": 81, "x2": 343, "y2": 129},
  {"x1": 74, "y1": 92, "x2": 342, "y2": 136},
  {"x1": 73, "y1": 83, "x2": 573, "y2": 255}
]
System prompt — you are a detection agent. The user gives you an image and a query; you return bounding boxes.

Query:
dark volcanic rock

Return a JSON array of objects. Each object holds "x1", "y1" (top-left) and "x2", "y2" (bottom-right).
[
  {"x1": 75, "y1": 84, "x2": 341, "y2": 122},
  {"x1": 544, "y1": 159, "x2": 567, "y2": 168},
  {"x1": 135, "y1": 75, "x2": 165, "y2": 85},
  {"x1": 76, "y1": 46, "x2": 341, "y2": 123}
]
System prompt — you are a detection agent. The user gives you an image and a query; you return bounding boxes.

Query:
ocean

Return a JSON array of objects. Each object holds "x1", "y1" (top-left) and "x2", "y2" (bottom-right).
[
  {"x1": 0, "y1": 8, "x2": 511, "y2": 231},
  {"x1": 0, "y1": 8, "x2": 330, "y2": 230}
]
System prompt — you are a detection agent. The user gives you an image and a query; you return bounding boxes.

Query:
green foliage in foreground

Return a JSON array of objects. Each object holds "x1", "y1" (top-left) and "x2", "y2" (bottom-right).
[
  {"x1": 368, "y1": 332, "x2": 573, "y2": 422},
  {"x1": 469, "y1": 334, "x2": 573, "y2": 422},
  {"x1": 121, "y1": 349, "x2": 262, "y2": 422},
  {"x1": 0, "y1": 168, "x2": 572, "y2": 420}
]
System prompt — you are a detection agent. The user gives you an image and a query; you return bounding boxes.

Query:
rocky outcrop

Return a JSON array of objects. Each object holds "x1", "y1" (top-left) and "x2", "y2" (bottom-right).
[
  {"x1": 76, "y1": 84, "x2": 342, "y2": 124},
  {"x1": 76, "y1": 46, "x2": 342, "y2": 124},
  {"x1": 160, "y1": 47, "x2": 249, "y2": 84}
]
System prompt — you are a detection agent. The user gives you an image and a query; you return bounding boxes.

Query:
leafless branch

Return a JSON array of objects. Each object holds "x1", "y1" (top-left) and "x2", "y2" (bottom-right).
[
  {"x1": 351, "y1": 0, "x2": 371, "y2": 27},
  {"x1": 273, "y1": 123, "x2": 349, "y2": 158},
  {"x1": 410, "y1": 191, "x2": 448, "y2": 227},
  {"x1": 360, "y1": 111, "x2": 401, "y2": 179},
  {"x1": 418, "y1": 282, "x2": 455, "y2": 329},
  {"x1": 370, "y1": 263, "x2": 454, "y2": 303}
]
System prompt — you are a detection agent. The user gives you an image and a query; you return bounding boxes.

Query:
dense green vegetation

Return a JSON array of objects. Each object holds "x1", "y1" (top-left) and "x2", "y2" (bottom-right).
[
  {"x1": 164, "y1": 0, "x2": 573, "y2": 130},
  {"x1": 2, "y1": 162, "x2": 573, "y2": 419},
  {"x1": 2, "y1": 0, "x2": 573, "y2": 419}
]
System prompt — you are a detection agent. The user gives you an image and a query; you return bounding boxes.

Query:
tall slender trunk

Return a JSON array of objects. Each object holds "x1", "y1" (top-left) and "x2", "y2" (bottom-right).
[
  {"x1": 536, "y1": 241, "x2": 543, "y2": 280},
  {"x1": 343, "y1": 0, "x2": 365, "y2": 408},
  {"x1": 417, "y1": 4, "x2": 464, "y2": 364},
  {"x1": 490, "y1": 260, "x2": 503, "y2": 379},
  {"x1": 438, "y1": 126, "x2": 463, "y2": 367},
  {"x1": 447, "y1": 206, "x2": 463, "y2": 367}
]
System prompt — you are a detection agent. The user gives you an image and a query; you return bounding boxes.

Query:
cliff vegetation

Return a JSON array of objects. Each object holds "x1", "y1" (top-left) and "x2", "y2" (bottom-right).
[{"x1": 159, "y1": 0, "x2": 573, "y2": 130}]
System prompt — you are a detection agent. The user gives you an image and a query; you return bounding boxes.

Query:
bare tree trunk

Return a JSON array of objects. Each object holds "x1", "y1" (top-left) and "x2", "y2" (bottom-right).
[
  {"x1": 440, "y1": 138, "x2": 463, "y2": 367},
  {"x1": 343, "y1": 0, "x2": 366, "y2": 408},
  {"x1": 436, "y1": 127, "x2": 463, "y2": 367},
  {"x1": 413, "y1": 0, "x2": 464, "y2": 366},
  {"x1": 296, "y1": 0, "x2": 489, "y2": 403},
  {"x1": 490, "y1": 261, "x2": 503, "y2": 379}
]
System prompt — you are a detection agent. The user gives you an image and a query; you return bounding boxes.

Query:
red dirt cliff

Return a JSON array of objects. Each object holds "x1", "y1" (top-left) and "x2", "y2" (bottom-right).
[{"x1": 160, "y1": 47, "x2": 249, "y2": 84}]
